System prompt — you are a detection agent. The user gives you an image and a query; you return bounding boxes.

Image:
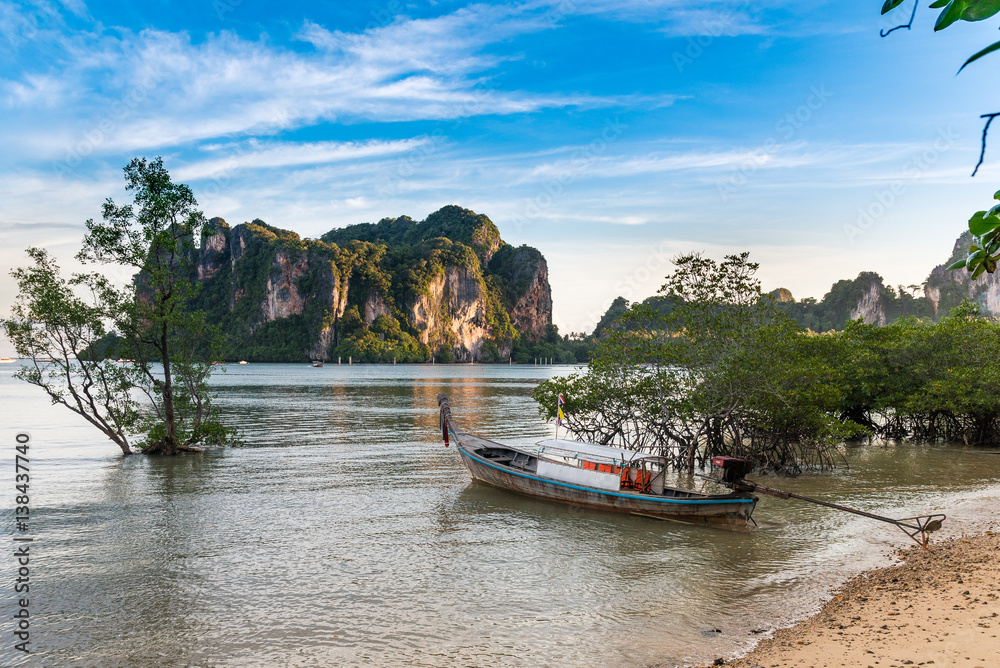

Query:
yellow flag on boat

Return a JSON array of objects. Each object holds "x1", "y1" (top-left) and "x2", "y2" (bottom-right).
[{"x1": 557, "y1": 393, "x2": 565, "y2": 426}]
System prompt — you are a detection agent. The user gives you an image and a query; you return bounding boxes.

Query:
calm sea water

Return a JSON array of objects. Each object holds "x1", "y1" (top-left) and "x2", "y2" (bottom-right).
[{"x1": 2, "y1": 362, "x2": 999, "y2": 667}]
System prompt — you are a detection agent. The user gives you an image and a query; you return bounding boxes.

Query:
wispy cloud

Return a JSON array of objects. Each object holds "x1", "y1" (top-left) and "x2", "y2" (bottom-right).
[
  {"x1": 1, "y1": 2, "x2": 659, "y2": 164},
  {"x1": 175, "y1": 138, "x2": 434, "y2": 180}
]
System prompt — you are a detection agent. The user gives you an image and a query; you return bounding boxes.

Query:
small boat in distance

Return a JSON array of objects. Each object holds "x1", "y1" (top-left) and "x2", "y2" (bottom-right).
[
  {"x1": 312, "y1": 360, "x2": 324, "y2": 367},
  {"x1": 437, "y1": 395, "x2": 757, "y2": 529},
  {"x1": 0, "y1": 358, "x2": 14, "y2": 364},
  {"x1": 238, "y1": 360, "x2": 249, "y2": 365}
]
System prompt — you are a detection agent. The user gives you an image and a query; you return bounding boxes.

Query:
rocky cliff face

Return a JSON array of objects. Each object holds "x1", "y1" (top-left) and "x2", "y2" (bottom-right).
[
  {"x1": 263, "y1": 252, "x2": 309, "y2": 323},
  {"x1": 925, "y1": 231, "x2": 1000, "y2": 317},
  {"x1": 489, "y1": 245, "x2": 552, "y2": 340},
  {"x1": 191, "y1": 207, "x2": 551, "y2": 362},
  {"x1": 408, "y1": 266, "x2": 492, "y2": 362},
  {"x1": 198, "y1": 218, "x2": 229, "y2": 280},
  {"x1": 849, "y1": 276, "x2": 888, "y2": 326}
]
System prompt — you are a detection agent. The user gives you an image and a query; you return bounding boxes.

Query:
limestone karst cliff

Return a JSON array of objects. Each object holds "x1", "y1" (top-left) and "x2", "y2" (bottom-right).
[
  {"x1": 189, "y1": 206, "x2": 552, "y2": 362},
  {"x1": 924, "y1": 231, "x2": 1000, "y2": 318}
]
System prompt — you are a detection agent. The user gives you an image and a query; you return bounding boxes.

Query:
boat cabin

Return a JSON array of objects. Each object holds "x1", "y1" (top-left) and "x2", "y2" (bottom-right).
[{"x1": 479, "y1": 438, "x2": 674, "y2": 496}]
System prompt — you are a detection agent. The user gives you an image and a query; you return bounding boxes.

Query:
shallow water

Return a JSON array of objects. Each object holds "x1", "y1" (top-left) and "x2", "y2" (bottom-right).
[{"x1": 1, "y1": 362, "x2": 999, "y2": 667}]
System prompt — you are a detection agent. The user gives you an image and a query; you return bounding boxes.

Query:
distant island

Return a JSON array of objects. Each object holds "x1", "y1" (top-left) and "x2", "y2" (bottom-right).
[
  {"x1": 596, "y1": 230, "x2": 996, "y2": 338},
  {"x1": 162, "y1": 207, "x2": 990, "y2": 364},
  {"x1": 183, "y1": 205, "x2": 559, "y2": 363}
]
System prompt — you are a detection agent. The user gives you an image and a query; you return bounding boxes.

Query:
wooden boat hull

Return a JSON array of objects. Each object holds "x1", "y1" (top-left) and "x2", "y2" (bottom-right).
[{"x1": 455, "y1": 439, "x2": 757, "y2": 530}]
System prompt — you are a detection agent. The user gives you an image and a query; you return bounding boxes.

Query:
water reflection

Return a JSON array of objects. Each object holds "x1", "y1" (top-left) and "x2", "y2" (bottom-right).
[{"x1": 1, "y1": 363, "x2": 998, "y2": 667}]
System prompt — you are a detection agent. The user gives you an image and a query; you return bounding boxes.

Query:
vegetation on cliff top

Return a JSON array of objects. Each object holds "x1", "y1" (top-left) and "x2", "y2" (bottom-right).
[{"x1": 186, "y1": 204, "x2": 553, "y2": 363}]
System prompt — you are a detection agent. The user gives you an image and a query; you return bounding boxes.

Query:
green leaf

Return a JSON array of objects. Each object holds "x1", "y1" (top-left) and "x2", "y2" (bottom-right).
[
  {"x1": 947, "y1": 258, "x2": 968, "y2": 270},
  {"x1": 989, "y1": 203, "x2": 1000, "y2": 217},
  {"x1": 935, "y1": 0, "x2": 968, "y2": 30},
  {"x1": 929, "y1": 0, "x2": 950, "y2": 6},
  {"x1": 958, "y1": 39, "x2": 1000, "y2": 71},
  {"x1": 961, "y1": 0, "x2": 1000, "y2": 20},
  {"x1": 968, "y1": 253, "x2": 986, "y2": 274},
  {"x1": 882, "y1": 0, "x2": 907, "y2": 12},
  {"x1": 972, "y1": 263, "x2": 987, "y2": 279},
  {"x1": 987, "y1": 255, "x2": 999, "y2": 273},
  {"x1": 969, "y1": 210, "x2": 1000, "y2": 236}
]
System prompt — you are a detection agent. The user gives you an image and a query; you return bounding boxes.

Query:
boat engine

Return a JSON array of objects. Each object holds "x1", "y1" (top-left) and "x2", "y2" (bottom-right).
[{"x1": 711, "y1": 456, "x2": 753, "y2": 484}]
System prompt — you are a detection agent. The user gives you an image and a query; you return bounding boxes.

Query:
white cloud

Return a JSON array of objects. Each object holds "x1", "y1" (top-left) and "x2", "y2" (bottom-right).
[
  {"x1": 175, "y1": 138, "x2": 433, "y2": 181},
  {"x1": 1, "y1": 3, "x2": 658, "y2": 163}
]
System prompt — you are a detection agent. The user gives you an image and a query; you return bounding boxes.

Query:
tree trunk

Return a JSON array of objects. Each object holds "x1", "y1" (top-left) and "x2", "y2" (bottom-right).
[{"x1": 160, "y1": 323, "x2": 178, "y2": 456}]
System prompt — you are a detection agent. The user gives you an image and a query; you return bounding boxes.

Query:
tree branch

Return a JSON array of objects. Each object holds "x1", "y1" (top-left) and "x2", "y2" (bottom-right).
[
  {"x1": 879, "y1": 0, "x2": 918, "y2": 38},
  {"x1": 972, "y1": 112, "x2": 1000, "y2": 177}
]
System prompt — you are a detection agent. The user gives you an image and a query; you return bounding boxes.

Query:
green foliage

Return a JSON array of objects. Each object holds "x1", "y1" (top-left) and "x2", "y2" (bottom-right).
[
  {"x1": 827, "y1": 301, "x2": 1000, "y2": 445},
  {"x1": 487, "y1": 244, "x2": 543, "y2": 309},
  {"x1": 882, "y1": 0, "x2": 1000, "y2": 61},
  {"x1": 2, "y1": 249, "x2": 141, "y2": 455},
  {"x1": 158, "y1": 204, "x2": 555, "y2": 364},
  {"x1": 321, "y1": 205, "x2": 501, "y2": 265},
  {"x1": 3, "y1": 158, "x2": 238, "y2": 455},
  {"x1": 511, "y1": 324, "x2": 590, "y2": 364},
  {"x1": 535, "y1": 253, "x2": 857, "y2": 473},
  {"x1": 536, "y1": 254, "x2": 1000, "y2": 475},
  {"x1": 80, "y1": 157, "x2": 237, "y2": 455},
  {"x1": 879, "y1": 1, "x2": 1000, "y2": 273},
  {"x1": 766, "y1": 274, "x2": 933, "y2": 331},
  {"x1": 592, "y1": 297, "x2": 631, "y2": 337},
  {"x1": 957, "y1": 202, "x2": 1000, "y2": 278},
  {"x1": 332, "y1": 314, "x2": 430, "y2": 363},
  {"x1": 593, "y1": 275, "x2": 934, "y2": 338}
]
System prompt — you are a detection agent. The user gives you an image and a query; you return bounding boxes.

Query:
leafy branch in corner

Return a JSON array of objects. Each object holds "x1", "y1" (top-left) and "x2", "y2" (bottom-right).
[
  {"x1": 881, "y1": 0, "x2": 1000, "y2": 173},
  {"x1": 880, "y1": 0, "x2": 1000, "y2": 276}
]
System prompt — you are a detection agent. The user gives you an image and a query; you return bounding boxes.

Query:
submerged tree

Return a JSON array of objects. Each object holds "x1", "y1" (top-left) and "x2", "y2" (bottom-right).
[
  {"x1": 536, "y1": 250, "x2": 1000, "y2": 474},
  {"x1": 2, "y1": 157, "x2": 237, "y2": 455},
  {"x1": 534, "y1": 253, "x2": 859, "y2": 474},
  {"x1": 4, "y1": 249, "x2": 141, "y2": 455}
]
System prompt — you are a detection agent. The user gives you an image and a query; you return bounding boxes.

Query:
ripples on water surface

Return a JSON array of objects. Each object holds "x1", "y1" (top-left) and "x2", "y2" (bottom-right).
[{"x1": 2, "y1": 363, "x2": 999, "y2": 667}]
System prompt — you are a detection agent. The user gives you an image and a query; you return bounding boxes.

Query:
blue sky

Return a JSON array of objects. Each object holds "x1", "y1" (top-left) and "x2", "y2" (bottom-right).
[{"x1": 2, "y1": 0, "x2": 999, "y2": 347}]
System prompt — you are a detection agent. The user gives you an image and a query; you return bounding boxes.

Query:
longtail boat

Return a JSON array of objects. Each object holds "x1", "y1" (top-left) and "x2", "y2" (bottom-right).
[{"x1": 437, "y1": 394, "x2": 758, "y2": 529}]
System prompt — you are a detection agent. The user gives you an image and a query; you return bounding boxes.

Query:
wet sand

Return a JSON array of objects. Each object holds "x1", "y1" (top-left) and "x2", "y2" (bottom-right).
[{"x1": 703, "y1": 531, "x2": 1000, "y2": 668}]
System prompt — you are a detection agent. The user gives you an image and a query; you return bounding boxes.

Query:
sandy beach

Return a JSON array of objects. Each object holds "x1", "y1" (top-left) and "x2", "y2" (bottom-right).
[{"x1": 702, "y1": 531, "x2": 1000, "y2": 668}]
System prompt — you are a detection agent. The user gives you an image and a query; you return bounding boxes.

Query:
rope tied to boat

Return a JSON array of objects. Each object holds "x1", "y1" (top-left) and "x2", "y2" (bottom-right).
[{"x1": 438, "y1": 394, "x2": 454, "y2": 447}]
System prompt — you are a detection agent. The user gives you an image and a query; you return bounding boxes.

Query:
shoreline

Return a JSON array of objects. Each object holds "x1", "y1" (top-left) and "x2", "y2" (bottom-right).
[{"x1": 699, "y1": 530, "x2": 1000, "y2": 668}]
